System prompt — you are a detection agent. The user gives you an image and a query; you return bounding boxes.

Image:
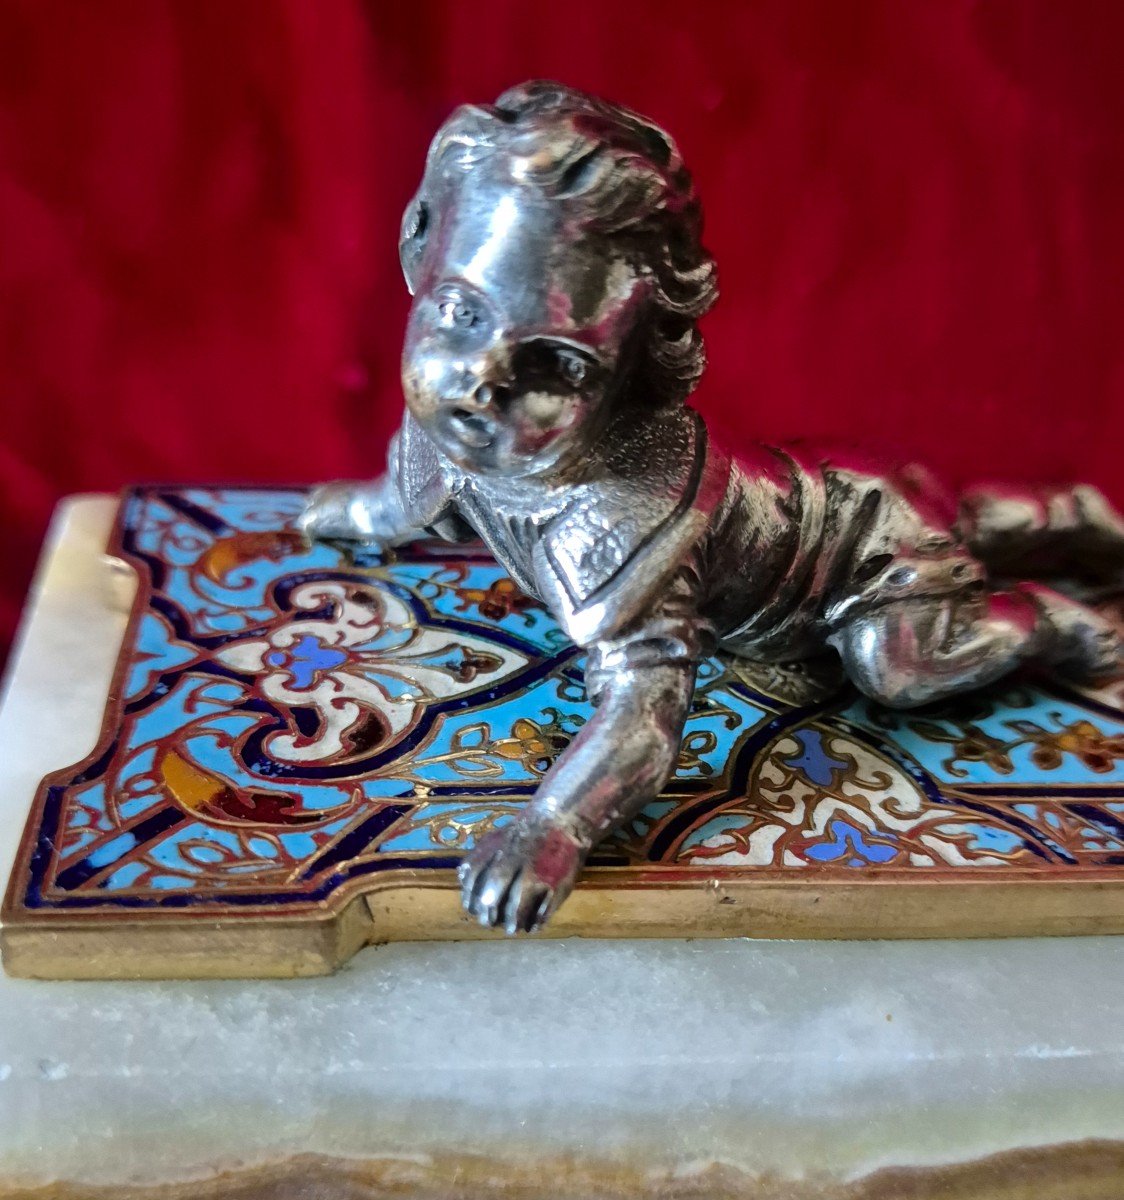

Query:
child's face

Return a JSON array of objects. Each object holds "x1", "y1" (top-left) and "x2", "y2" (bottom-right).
[{"x1": 401, "y1": 176, "x2": 650, "y2": 478}]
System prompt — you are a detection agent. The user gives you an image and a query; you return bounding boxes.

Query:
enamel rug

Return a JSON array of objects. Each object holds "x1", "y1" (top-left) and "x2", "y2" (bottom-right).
[{"x1": 5, "y1": 487, "x2": 1124, "y2": 978}]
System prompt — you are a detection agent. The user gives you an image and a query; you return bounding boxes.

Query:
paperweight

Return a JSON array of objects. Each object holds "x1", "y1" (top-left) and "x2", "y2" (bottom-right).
[{"x1": 4, "y1": 484, "x2": 1124, "y2": 978}]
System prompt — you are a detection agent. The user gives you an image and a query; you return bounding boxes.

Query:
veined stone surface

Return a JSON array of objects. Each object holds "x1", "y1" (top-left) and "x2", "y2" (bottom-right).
[{"x1": 0, "y1": 497, "x2": 1123, "y2": 1195}]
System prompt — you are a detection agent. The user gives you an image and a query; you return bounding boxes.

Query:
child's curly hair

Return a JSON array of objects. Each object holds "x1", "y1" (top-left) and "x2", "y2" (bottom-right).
[{"x1": 399, "y1": 81, "x2": 718, "y2": 406}]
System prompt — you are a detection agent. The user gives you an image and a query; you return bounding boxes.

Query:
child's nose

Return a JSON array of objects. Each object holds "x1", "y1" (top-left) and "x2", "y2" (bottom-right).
[
  {"x1": 441, "y1": 349, "x2": 512, "y2": 411},
  {"x1": 465, "y1": 382, "x2": 509, "y2": 411}
]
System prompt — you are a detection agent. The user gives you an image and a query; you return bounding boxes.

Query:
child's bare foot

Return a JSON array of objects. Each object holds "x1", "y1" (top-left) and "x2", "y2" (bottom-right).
[{"x1": 1029, "y1": 584, "x2": 1123, "y2": 677}]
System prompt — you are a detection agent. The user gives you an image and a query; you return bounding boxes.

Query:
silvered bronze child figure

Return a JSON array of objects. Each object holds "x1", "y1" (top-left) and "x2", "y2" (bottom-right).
[{"x1": 302, "y1": 82, "x2": 1124, "y2": 933}]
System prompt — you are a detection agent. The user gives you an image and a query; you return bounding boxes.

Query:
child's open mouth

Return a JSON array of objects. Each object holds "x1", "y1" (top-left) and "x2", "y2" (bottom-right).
[{"x1": 445, "y1": 408, "x2": 496, "y2": 449}]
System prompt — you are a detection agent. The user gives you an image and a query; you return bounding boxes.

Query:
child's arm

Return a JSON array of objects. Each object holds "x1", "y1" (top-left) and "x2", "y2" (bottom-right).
[
  {"x1": 299, "y1": 411, "x2": 461, "y2": 546},
  {"x1": 459, "y1": 660, "x2": 696, "y2": 933},
  {"x1": 298, "y1": 474, "x2": 418, "y2": 546},
  {"x1": 460, "y1": 582, "x2": 705, "y2": 933}
]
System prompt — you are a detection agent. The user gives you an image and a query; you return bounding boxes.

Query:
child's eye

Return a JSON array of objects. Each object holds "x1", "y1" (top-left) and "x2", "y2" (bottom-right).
[
  {"x1": 512, "y1": 339, "x2": 599, "y2": 390},
  {"x1": 438, "y1": 297, "x2": 477, "y2": 329},
  {"x1": 557, "y1": 352, "x2": 588, "y2": 387}
]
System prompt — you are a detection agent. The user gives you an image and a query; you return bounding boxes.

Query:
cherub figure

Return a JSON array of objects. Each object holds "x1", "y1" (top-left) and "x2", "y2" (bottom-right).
[{"x1": 302, "y1": 82, "x2": 1124, "y2": 933}]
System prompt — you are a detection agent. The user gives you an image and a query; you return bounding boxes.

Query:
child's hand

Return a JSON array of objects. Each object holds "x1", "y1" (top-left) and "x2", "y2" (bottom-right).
[
  {"x1": 458, "y1": 817, "x2": 587, "y2": 934},
  {"x1": 298, "y1": 479, "x2": 409, "y2": 546}
]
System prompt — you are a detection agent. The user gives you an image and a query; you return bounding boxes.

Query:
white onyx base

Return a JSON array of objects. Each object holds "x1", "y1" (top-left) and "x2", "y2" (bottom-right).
[{"x1": 0, "y1": 497, "x2": 1122, "y2": 1194}]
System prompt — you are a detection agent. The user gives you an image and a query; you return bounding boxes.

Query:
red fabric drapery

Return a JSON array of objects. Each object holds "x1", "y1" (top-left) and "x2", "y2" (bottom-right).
[{"x1": 2, "y1": 0, "x2": 1122, "y2": 661}]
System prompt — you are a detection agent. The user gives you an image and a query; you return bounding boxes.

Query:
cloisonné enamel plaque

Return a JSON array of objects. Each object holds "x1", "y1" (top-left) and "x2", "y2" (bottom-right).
[{"x1": 5, "y1": 486, "x2": 1124, "y2": 978}]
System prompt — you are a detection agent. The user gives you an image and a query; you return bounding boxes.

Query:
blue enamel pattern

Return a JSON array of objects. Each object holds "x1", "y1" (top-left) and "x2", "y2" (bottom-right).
[{"x1": 12, "y1": 486, "x2": 1124, "y2": 916}]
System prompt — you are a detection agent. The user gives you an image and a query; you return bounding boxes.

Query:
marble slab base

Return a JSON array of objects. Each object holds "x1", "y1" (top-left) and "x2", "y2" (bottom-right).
[{"x1": 0, "y1": 498, "x2": 1123, "y2": 1196}]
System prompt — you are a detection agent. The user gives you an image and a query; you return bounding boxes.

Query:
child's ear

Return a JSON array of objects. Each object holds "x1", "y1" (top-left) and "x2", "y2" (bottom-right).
[{"x1": 399, "y1": 195, "x2": 430, "y2": 295}]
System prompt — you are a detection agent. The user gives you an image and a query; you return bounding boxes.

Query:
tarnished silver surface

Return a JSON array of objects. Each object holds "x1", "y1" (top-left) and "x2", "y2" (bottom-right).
[{"x1": 302, "y1": 82, "x2": 1124, "y2": 933}]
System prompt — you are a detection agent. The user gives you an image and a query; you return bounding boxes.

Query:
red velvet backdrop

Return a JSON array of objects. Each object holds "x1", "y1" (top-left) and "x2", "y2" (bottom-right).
[{"x1": 2, "y1": 1, "x2": 1123, "y2": 663}]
